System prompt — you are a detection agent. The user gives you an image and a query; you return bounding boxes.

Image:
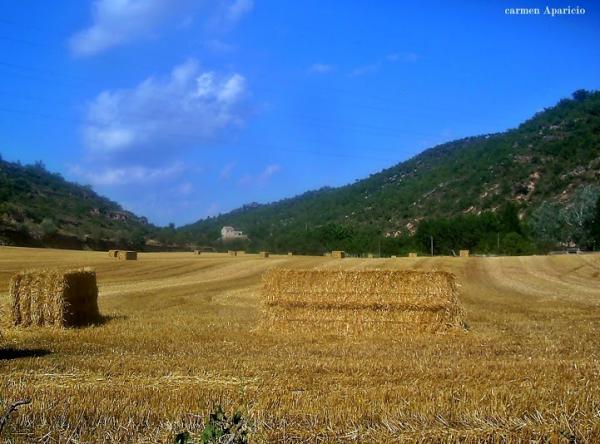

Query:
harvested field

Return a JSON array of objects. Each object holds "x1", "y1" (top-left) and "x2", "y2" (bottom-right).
[{"x1": 1, "y1": 247, "x2": 600, "y2": 442}]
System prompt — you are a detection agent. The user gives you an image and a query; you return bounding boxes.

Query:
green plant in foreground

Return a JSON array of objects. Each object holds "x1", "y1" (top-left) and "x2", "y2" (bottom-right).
[{"x1": 175, "y1": 406, "x2": 249, "y2": 444}]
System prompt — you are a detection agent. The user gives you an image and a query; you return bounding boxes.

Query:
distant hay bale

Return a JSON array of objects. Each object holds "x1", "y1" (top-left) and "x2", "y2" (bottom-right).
[
  {"x1": 117, "y1": 251, "x2": 137, "y2": 261},
  {"x1": 391, "y1": 255, "x2": 397, "y2": 258},
  {"x1": 323, "y1": 252, "x2": 331, "y2": 257},
  {"x1": 237, "y1": 251, "x2": 246, "y2": 256},
  {"x1": 260, "y1": 269, "x2": 463, "y2": 334},
  {"x1": 331, "y1": 251, "x2": 346, "y2": 259},
  {"x1": 9, "y1": 267, "x2": 100, "y2": 327},
  {"x1": 288, "y1": 252, "x2": 294, "y2": 256},
  {"x1": 367, "y1": 253, "x2": 374, "y2": 259},
  {"x1": 107, "y1": 250, "x2": 119, "y2": 258},
  {"x1": 408, "y1": 252, "x2": 418, "y2": 258},
  {"x1": 228, "y1": 250, "x2": 237, "y2": 257},
  {"x1": 260, "y1": 251, "x2": 270, "y2": 258},
  {"x1": 459, "y1": 250, "x2": 470, "y2": 257},
  {"x1": 193, "y1": 250, "x2": 201, "y2": 255}
]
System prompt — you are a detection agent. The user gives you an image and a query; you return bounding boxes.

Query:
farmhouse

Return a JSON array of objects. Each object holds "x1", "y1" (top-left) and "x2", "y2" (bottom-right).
[{"x1": 221, "y1": 226, "x2": 248, "y2": 241}]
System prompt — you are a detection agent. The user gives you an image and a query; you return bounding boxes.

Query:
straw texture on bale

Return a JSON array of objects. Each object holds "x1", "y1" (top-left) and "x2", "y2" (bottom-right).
[
  {"x1": 107, "y1": 250, "x2": 119, "y2": 258},
  {"x1": 117, "y1": 251, "x2": 137, "y2": 260},
  {"x1": 9, "y1": 267, "x2": 100, "y2": 327},
  {"x1": 459, "y1": 250, "x2": 470, "y2": 257},
  {"x1": 261, "y1": 269, "x2": 463, "y2": 334},
  {"x1": 408, "y1": 252, "x2": 418, "y2": 258},
  {"x1": 259, "y1": 251, "x2": 270, "y2": 258},
  {"x1": 331, "y1": 251, "x2": 346, "y2": 259}
]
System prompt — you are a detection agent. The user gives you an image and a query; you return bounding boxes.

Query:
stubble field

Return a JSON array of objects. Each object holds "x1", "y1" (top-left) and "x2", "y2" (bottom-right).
[{"x1": 1, "y1": 247, "x2": 599, "y2": 443}]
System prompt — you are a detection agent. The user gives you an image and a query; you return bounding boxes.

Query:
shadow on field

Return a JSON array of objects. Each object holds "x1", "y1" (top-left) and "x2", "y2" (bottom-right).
[
  {"x1": 0, "y1": 347, "x2": 51, "y2": 360},
  {"x1": 94, "y1": 314, "x2": 128, "y2": 326}
]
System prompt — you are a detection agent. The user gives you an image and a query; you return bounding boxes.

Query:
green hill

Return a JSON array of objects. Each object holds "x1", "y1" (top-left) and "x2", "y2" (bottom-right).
[
  {"x1": 0, "y1": 158, "x2": 154, "y2": 250},
  {"x1": 178, "y1": 90, "x2": 600, "y2": 254}
]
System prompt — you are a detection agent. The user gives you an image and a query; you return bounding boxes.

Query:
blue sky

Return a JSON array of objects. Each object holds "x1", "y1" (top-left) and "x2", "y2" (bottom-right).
[{"x1": 0, "y1": 1, "x2": 599, "y2": 226}]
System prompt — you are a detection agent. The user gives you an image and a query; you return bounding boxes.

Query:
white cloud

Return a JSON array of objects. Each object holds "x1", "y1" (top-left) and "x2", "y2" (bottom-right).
[
  {"x1": 219, "y1": 162, "x2": 236, "y2": 180},
  {"x1": 70, "y1": 0, "x2": 183, "y2": 56},
  {"x1": 350, "y1": 63, "x2": 380, "y2": 78},
  {"x1": 84, "y1": 59, "x2": 248, "y2": 154},
  {"x1": 71, "y1": 163, "x2": 185, "y2": 186},
  {"x1": 308, "y1": 63, "x2": 334, "y2": 74},
  {"x1": 260, "y1": 164, "x2": 280, "y2": 179},
  {"x1": 177, "y1": 181, "x2": 193, "y2": 195},
  {"x1": 70, "y1": 0, "x2": 254, "y2": 56},
  {"x1": 238, "y1": 163, "x2": 281, "y2": 186},
  {"x1": 227, "y1": 0, "x2": 254, "y2": 24}
]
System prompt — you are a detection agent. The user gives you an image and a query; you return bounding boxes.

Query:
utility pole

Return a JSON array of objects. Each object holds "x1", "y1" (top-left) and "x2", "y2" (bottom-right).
[{"x1": 430, "y1": 235, "x2": 434, "y2": 256}]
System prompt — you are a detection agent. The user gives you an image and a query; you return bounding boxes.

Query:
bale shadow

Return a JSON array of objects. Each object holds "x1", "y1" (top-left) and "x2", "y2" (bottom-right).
[
  {"x1": 0, "y1": 347, "x2": 51, "y2": 360},
  {"x1": 88, "y1": 313, "x2": 128, "y2": 327}
]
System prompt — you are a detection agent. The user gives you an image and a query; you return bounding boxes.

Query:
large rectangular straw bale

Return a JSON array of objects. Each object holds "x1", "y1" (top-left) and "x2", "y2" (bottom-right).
[
  {"x1": 459, "y1": 250, "x2": 470, "y2": 257},
  {"x1": 107, "y1": 250, "x2": 119, "y2": 258},
  {"x1": 288, "y1": 252, "x2": 294, "y2": 256},
  {"x1": 9, "y1": 267, "x2": 100, "y2": 327},
  {"x1": 193, "y1": 250, "x2": 201, "y2": 255},
  {"x1": 408, "y1": 252, "x2": 418, "y2": 258},
  {"x1": 331, "y1": 250, "x2": 346, "y2": 259},
  {"x1": 261, "y1": 269, "x2": 463, "y2": 333},
  {"x1": 259, "y1": 251, "x2": 270, "y2": 258},
  {"x1": 228, "y1": 250, "x2": 237, "y2": 257},
  {"x1": 117, "y1": 251, "x2": 137, "y2": 260},
  {"x1": 367, "y1": 253, "x2": 374, "y2": 258}
]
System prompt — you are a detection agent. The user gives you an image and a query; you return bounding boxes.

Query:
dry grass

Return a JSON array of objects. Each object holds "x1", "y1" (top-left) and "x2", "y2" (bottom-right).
[{"x1": 0, "y1": 247, "x2": 600, "y2": 442}]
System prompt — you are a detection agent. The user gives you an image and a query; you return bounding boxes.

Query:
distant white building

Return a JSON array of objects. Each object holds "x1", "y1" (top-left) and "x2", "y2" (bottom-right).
[{"x1": 221, "y1": 226, "x2": 248, "y2": 241}]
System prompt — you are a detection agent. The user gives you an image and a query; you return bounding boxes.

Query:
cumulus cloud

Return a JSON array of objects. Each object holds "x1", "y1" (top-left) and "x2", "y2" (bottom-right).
[
  {"x1": 83, "y1": 59, "x2": 248, "y2": 154},
  {"x1": 70, "y1": 0, "x2": 254, "y2": 56},
  {"x1": 70, "y1": 162, "x2": 185, "y2": 186},
  {"x1": 70, "y1": 0, "x2": 184, "y2": 56},
  {"x1": 308, "y1": 63, "x2": 334, "y2": 74}
]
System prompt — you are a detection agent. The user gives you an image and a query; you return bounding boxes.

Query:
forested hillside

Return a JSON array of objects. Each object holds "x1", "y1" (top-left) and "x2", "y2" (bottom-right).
[
  {"x1": 0, "y1": 158, "x2": 154, "y2": 249},
  {"x1": 178, "y1": 90, "x2": 600, "y2": 255}
]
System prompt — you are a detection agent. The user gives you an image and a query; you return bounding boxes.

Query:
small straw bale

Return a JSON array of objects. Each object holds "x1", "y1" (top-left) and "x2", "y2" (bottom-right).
[
  {"x1": 259, "y1": 251, "x2": 270, "y2": 258},
  {"x1": 237, "y1": 251, "x2": 246, "y2": 256},
  {"x1": 193, "y1": 250, "x2": 201, "y2": 255},
  {"x1": 9, "y1": 267, "x2": 100, "y2": 327},
  {"x1": 459, "y1": 250, "x2": 470, "y2": 257},
  {"x1": 331, "y1": 251, "x2": 346, "y2": 259},
  {"x1": 408, "y1": 252, "x2": 418, "y2": 258},
  {"x1": 117, "y1": 251, "x2": 137, "y2": 260},
  {"x1": 228, "y1": 250, "x2": 237, "y2": 257},
  {"x1": 288, "y1": 252, "x2": 294, "y2": 256},
  {"x1": 107, "y1": 250, "x2": 119, "y2": 258},
  {"x1": 260, "y1": 269, "x2": 463, "y2": 335},
  {"x1": 391, "y1": 255, "x2": 397, "y2": 258},
  {"x1": 367, "y1": 253, "x2": 374, "y2": 258}
]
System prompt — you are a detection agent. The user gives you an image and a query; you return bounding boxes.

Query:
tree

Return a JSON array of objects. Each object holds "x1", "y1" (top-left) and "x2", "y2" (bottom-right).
[
  {"x1": 528, "y1": 201, "x2": 563, "y2": 245},
  {"x1": 40, "y1": 218, "x2": 58, "y2": 237},
  {"x1": 498, "y1": 202, "x2": 521, "y2": 234},
  {"x1": 561, "y1": 185, "x2": 600, "y2": 248},
  {"x1": 589, "y1": 196, "x2": 600, "y2": 249}
]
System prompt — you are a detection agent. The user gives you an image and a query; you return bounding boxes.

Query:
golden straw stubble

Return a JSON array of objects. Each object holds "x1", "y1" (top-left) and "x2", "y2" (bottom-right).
[{"x1": 260, "y1": 269, "x2": 464, "y2": 335}]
